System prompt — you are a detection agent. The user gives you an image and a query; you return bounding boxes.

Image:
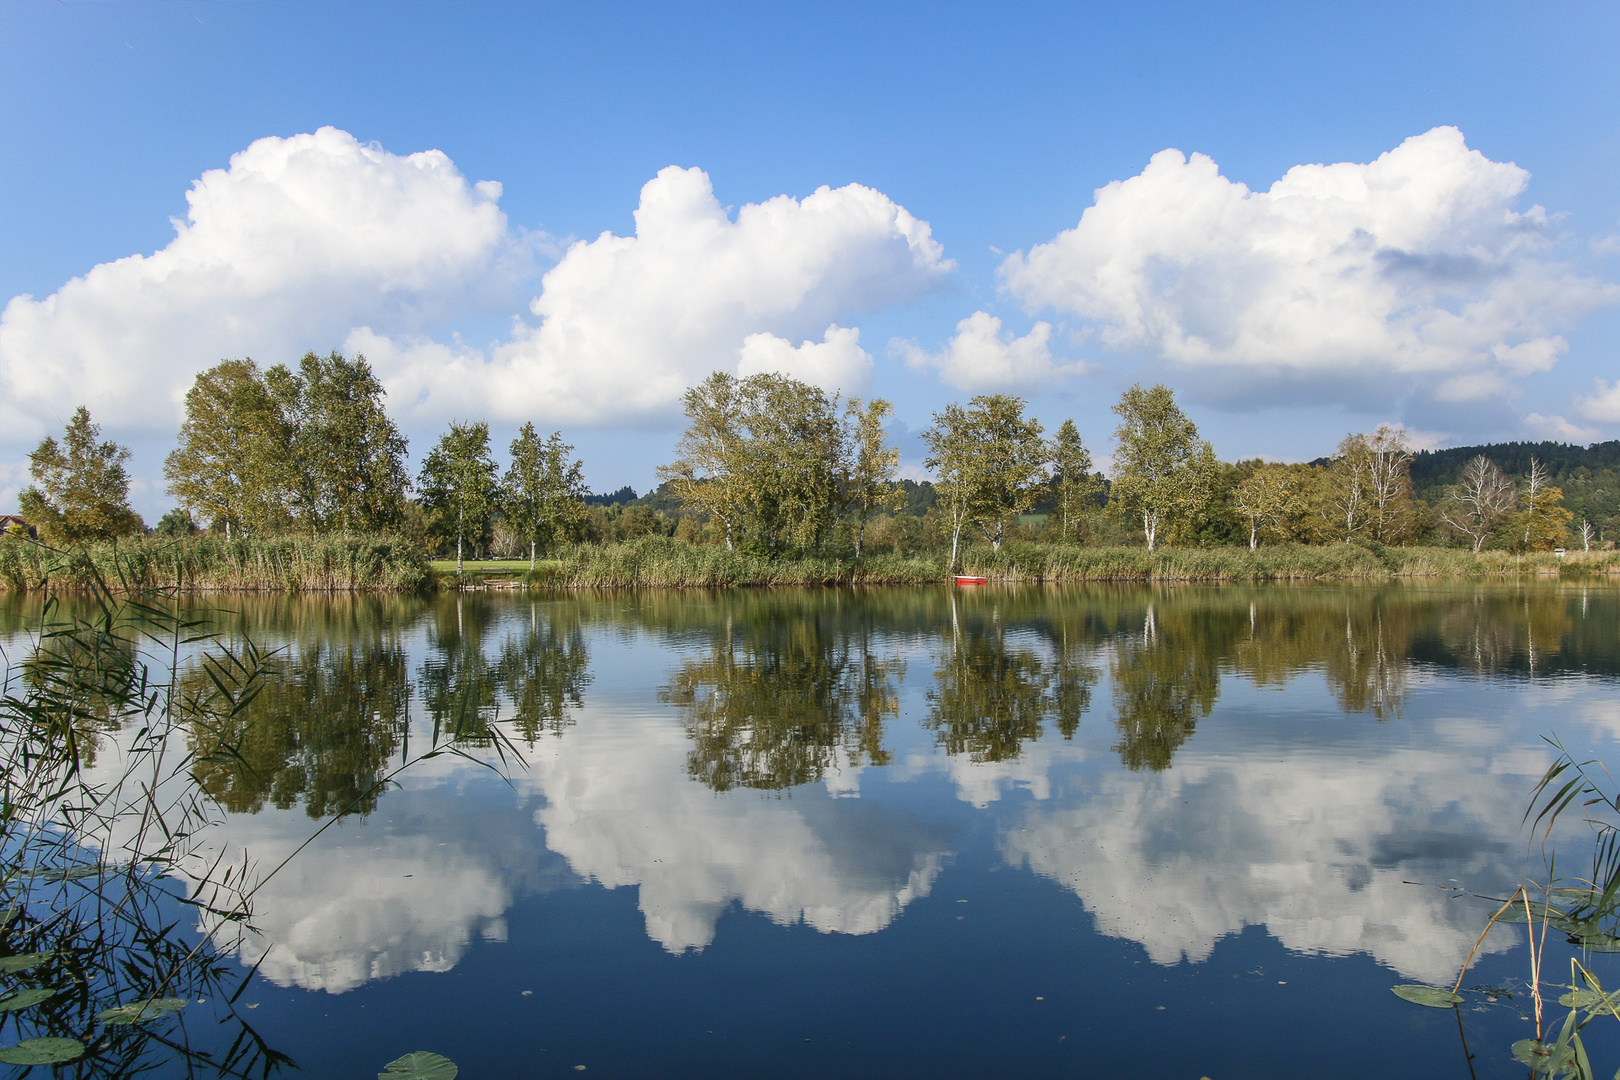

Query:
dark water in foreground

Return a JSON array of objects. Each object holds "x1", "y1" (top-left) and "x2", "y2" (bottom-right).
[{"x1": 6, "y1": 582, "x2": 1620, "y2": 1078}]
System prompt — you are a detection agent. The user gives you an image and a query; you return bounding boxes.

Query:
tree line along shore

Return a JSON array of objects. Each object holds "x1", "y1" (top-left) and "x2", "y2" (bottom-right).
[{"x1": 6, "y1": 350, "x2": 1620, "y2": 592}]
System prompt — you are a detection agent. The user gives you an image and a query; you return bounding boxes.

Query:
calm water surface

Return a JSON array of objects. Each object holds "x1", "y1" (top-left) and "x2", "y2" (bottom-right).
[{"x1": 6, "y1": 582, "x2": 1620, "y2": 1078}]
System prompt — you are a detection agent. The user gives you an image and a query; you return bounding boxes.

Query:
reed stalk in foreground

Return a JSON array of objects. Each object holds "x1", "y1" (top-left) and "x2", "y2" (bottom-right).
[
  {"x1": 0, "y1": 556, "x2": 514, "y2": 1072},
  {"x1": 1392, "y1": 737, "x2": 1620, "y2": 1079},
  {"x1": 0, "y1": 534, "x2": 432, "y2": 594}
]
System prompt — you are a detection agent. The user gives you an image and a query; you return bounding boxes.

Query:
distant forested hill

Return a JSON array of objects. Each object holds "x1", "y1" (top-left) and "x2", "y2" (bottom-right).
[
  {"x1": 1409, "y1": 441, "x2": 1620, "y2": 490},
  {"x1": 1409, "y1": 440, "x2": 1620, "y2": 538}
]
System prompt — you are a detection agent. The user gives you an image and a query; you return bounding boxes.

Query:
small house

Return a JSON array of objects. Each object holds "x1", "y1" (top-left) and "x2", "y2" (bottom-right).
[{"x1": 0, "y1": 515, "x2": 37, "y2": 539}]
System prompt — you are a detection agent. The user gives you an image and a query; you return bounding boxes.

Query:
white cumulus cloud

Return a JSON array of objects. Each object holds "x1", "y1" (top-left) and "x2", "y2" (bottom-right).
[
  {"x1": 0, "y1": 127, "x2": 517, "y2": 439},
  {"x1": 998, "y1": 127, "x2": 1618, "y2": 404},
  {"x1": 736, "y1": 325, "x2": 873, "y2": 391},
  {"x1": 1576, "y1": 378, "x2": 1620, "y2": 425},
  {"x1": 1001, "y1": 733, "x2": 1530, "y2": 984},
  {"x1": 373, "y1": 165, "x2": 952, "y2": 424},
  {"x1": 1, "y1": 135, "x2": 950, "y2": 447},
  {"x1": 897, "y1": 311, "x2": 1086, "y2": 391},
  {"x1": 1523, "y1": 412, "x2": 1603, "y2": 443}
]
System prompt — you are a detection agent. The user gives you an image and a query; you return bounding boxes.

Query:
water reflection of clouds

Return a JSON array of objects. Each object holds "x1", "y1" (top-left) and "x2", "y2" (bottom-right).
[
  {"x1": 218, "y1": 788, "x2": 567, "y2": 994},
  {"x1": 999, "y1": 722, "x2": 1537, "y2": 985},
  {"x1": 528, "y1": 715, "x2": 949, "y2": 952},
  {"x1": 33, "y1": 586, "x2": 1619, "y2": 997}
]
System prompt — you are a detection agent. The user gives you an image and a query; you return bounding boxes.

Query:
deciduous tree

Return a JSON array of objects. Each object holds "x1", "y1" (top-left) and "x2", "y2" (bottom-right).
[
  {"x1": 1439, "y1": 455, "x2": 1516, "y2": 552},
  {"x1": 1049, "y1": 419, "x2": 1099, "y2": 543},
  {"x1": 1517, "y1": 457, "x2": 1574, "y2": 552},
  {"x1": 1108, "y1": 384, "x2": 1209, "y2": 551},
  {"x1": 163, "y1": 359, "x2": 292, "y2": 538},
  {"x1": 418, "y1": 421, "x2": 499, "y2": 573},
  {"x1": 1233, "y1": 463, "x2": 1296, "y2": 549},
  {"x1": 844, "y1": 397, "x2": 903, "y2": 558},
  {"x1": 659, "y1": 371, "x2": 846, "y2": 553},
  {"x1": 503, "y1": 424, "x2": 587, "y2": 567},
  {"x1": 922, "y1": 395, "x2": 1048, "y2": 564},
  {"x1": 272, "y1": 352, "x2": 411, "y2": 533},
  {"x1": 20, "y1": 407, "x2": 143, "y2": 543}
]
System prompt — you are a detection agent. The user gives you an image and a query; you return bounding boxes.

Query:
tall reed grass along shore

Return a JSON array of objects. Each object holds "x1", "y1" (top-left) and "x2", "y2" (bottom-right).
[
  {"x1": 6, "y1": 534, "x2": 1619, "y2": 593},
  {"x1": 0, "y1": 534, "x2": 431, "y2": 593},
  {"x1": 535, "y1": 536, "x2": 1620, "y2": 589}
]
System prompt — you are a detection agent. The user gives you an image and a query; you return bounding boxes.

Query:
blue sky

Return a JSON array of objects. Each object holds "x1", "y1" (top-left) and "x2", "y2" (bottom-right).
[{"x1": 2, "y1": 0, "x2": 1617, "y2": 517}]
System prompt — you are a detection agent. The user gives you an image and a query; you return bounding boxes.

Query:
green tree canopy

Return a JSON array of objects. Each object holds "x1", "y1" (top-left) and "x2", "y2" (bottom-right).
[
  {"x1": 922, "y1": 394, "x2": 1047, "y2": 564},
  {"x1": 503, "y1": 424, "x2": 588, "y2": 567},
  {"x1": 659, "y1": 371, "x2": 847, "y2": 553},
  {"x1": 1049, "y1": 419, "x2": 1099, "y2": 542},
  {"x1": 844, "y1": 397, "x2": 904, "y2": 558},
  {"x1": 269, "y1": 351, "x2": 411, "y2": 533},
  {"x1": 1518, "y1": 457, "x2": 1574, "y2": 552},
  {"x1": 1108, "y1": 384, "x2": 1209, "y2": 551},
  {"x1": 418, "y1": 421, "x2": 499, "y2": 572},
  {"x1": 163, "y1": 358, "x2": 292, "y2": 538},
  {"x1": 20, "y1": 407, "x2": 143, "y2": 543}
]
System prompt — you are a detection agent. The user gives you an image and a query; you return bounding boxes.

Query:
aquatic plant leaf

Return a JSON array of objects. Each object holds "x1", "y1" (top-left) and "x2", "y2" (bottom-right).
[
  {"x1": 0, "y1": 908, "x2": 20, "y2": 928},
  {"x1": 0, "y1": 988, "x2": 55, "y2": 1011},
  {"x1": 0, "y1": 952, "x2": 53, "y2": 973},
  {"x1": 1570, "y1": 932, "x2": 1620, "y2": 953},
  {"x1": 1512, "y1": 1038, "x2": 1576, "y2": 1075},
  {"x1": 379, "y1": 1052, "x2": 459, "y2": 1080},
  {"x1": 35, "y1": 866, "x2": 97, "y2": 883},
  {"x1": 0, "y1": 1038, "x2": 85, "y2": 1064},
  {"x1": 96, "y1": 997, "x2": 188, "y2": 1025},
  {"x1": 1392, "y1": 985, "x2": 1463, "y2": 1008},
  {"x1": 1496, "y1": 902, "x2": 1579, "y2": 930}
]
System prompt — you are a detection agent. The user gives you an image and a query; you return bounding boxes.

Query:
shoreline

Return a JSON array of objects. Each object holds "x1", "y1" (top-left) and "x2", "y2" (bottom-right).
[{"x1": 7, "y1": 536, "x2": 1618, "y2": 594}]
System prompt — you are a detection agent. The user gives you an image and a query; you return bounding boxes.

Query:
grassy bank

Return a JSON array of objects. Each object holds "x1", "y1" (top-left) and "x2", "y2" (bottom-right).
[
  {"x1": 10, "y1": 535, "x2": 1618, "y2": 593},
  {"x1": 0, "y1": 534, "x2": 432, "y2": 593},
  {"x1": 442, "y1": 537, "x2": 1620, "y2": 589},
  {"x1": 958, "y1": 542, "x2": 1620, "y2": 582}
]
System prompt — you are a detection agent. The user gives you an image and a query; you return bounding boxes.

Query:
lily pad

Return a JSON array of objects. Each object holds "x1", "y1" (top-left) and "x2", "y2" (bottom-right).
[
  {"x1": 97, "y1": 997, "x2": 188, "y2": 1025},
  {"x1": 379, "y1": 1051, "x2": 459, "y2": 1080},
  {"x1": 0, "y1": 988, "x2": 55, "y2": 1011},
  {"x1": 1569, "y1": 931, "x2": 1620, "y2": 953},
  {"x1": 1392, "y1": 984, "x2": 1464, "y2": 1008},
  {"x1": 1558, "y1": 987, "x2": 1620, "y2": 1011},
  {"x1": 1496, "y1": 902, "x2": 1579, "y2": 930},
  {"x1": 0, "y1": 1038, "x2": 85, "y2": 1065},
  {"x1": 35, "y1": 866, "x2": 98, "y2": 883},
  {"x1": 0, "y1": 952, "x2": 53, "y2": 974},
  {"x1": 1512, "y1": 1038, "x2": 1577, "y2": 1075}
]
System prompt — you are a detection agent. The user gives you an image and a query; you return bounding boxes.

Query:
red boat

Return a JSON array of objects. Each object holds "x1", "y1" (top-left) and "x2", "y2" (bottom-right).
[{"x1": 953, "y1": 575, "x2": 988, "y2": 586}]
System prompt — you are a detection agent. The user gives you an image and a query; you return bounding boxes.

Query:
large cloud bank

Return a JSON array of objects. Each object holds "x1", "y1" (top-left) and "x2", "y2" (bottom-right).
[
  {"x1": 369, "y1": 165, "x2": 951, "y2": 423},
  {"x1": 0, "y1": 127, "x2": 515, "y2": 437},
  {"x1": 0, "y1": 132, "x2": 950, "y2": 442},
  {"x1": 1000, "y1": 730, "x2": 1533, "y2": 984},
  {"x1": 998, "y1": 127, "x2": 1618, "y2": 404}
]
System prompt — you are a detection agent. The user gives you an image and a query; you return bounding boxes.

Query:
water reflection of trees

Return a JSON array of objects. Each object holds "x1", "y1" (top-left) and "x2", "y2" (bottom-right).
[
  {"x1": 659, "y1": 602, "x2": 902, "y2": 792},
  {"x1": 497, "y1": 601, "x2": 592, "y2": 742},
  {"x1": 87, "y1": 580, "x2": 1620, "y2": 806},
  {"x1": 1110, "y1": 603, "x2": 1219, "y2": 771},
  {"x1": 925, "y1": 595, "x2": 1099, "y2": 763},
  {"x1": 183, "y1": 594, "x2": 593, "y2": 817},
  {"x1": 188, "y1": 639, "x2": 410, "y2": 817}
]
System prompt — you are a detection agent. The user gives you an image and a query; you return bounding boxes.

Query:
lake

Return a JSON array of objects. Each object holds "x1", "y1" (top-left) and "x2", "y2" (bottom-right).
[{"x1": 5, "y1": 581, "x2": 1619, "y2": 1078}]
